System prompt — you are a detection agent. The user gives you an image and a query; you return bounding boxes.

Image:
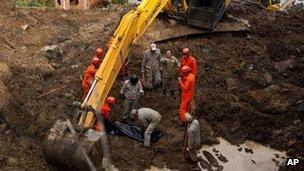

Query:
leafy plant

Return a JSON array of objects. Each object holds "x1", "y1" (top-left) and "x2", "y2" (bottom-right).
[{"x1": 16, "y1": 0, "x2": 55, "y2": 8}]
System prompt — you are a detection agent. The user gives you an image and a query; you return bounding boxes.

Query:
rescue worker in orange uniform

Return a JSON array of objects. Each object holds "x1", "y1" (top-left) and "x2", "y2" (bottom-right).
[
  {"x1": 94, "y1": 96, "x2": 116, "y2": 132},
  {"x1": 179, "y1": 66, "x2": 196, "y2": 123},
  {"x1": 82, "y1": 56, "x2": 101, "y2": 99},
  {"x1": 179, "y1": 48, "x2": 197, "y2": 77}
]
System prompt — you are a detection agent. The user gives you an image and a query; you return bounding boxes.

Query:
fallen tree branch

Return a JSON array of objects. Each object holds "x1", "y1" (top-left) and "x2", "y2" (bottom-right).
[
  {"x1": 36, "y1": 85, "x2": 67, "y2": 99},
  {"x1": 0, "y1": 35, "x2": 16, "y2": 49}
]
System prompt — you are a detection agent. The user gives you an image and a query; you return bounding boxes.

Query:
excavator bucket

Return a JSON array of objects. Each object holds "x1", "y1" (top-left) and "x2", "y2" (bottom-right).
[
  {"x1": 42, "y1": 120, "x2": 104, "y2": 170},
  {"x1": 147, "y1": 0, "x2": 250, "y2": 43},
  {"x1": 167, "y1": 0, "x2": 234, "y2": 29},
  {"x1": 142, "y1": 14, "x2": 250, "y2": 44},
  {"x1": 185, "y1": 0, "x2": 228, "y2": 29}
]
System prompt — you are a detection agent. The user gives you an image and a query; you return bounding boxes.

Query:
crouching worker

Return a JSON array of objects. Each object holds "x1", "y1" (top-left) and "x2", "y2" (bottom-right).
[
  {"x1": 94, "y1": 96, "x2": 116, "y2": 133},
  {"x1": 184, "y1": 113, "x2": 201, "y2": 162},
  {"x1": 131, "y1": 108, "x2": 161, "y2": 148}
]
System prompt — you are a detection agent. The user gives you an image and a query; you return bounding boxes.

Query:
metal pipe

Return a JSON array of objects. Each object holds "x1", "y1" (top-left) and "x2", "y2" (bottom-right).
[{"x1": 83, "y1": 80, "x2": 98, "y2": 106}]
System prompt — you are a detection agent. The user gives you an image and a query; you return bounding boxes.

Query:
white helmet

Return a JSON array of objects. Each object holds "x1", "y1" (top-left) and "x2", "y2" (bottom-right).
[
  {"x1": 131, "y1": 109, "x2": 138, "y2": 118},
  {"x1": 150, "y1": 43, "x2": 157, "y2": 51},
  {"x1": 185, "y1": 113, "x2": 193, "y2": 123}
]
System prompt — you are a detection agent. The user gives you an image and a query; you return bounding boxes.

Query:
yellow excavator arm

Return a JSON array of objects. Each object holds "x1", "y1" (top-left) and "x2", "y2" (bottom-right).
[{"x1": 81, "y1": 0, "x2": 169, "y2": 128}]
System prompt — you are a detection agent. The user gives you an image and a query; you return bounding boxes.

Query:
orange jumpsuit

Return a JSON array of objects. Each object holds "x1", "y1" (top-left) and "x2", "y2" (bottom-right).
[
  {"x1": 179, "y1": 73, "x2": 196, "y2": 123},
  {"x1": 180, "y1": 55, "x2": 197, "y2": 77},
  {"x1": 94, "y1": 103, "x2": 111, "y2": 131},
  {"x1": 119, "y1": 64, "x2": 128, "y2": 77},
  {"x1": 82, "y1": 65, "x2": 98, "y2": 99}
]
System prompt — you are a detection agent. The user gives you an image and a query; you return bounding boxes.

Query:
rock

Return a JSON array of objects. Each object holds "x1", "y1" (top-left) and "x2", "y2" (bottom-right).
[
  {"x1": 218, "y1": 154, "x2": 228, "y2": 163},
  {"x1": 0, "y1": 82, "x2": 9, "y2": 109},
  {"x1": 215, "y1": 165, "x2": 224, "y2": 171},
  {"x1": 295, "y1": 100, "x2": 304, "y2": 112},
  {"x1": 43, "y1": 46, "x2": 63, "y2": 61},
  {"x1": 263, "y1": 72, "x2": 273, "y2": 84},
  {"x1": 26, "y1": 15, "x2": 38, "y2": 26},
  {"x1": 199, "y1": 158, "x2": 212, "y2": 171},
  {"x1": 226, "y1": 78, "x2": 239, "y2": 91},
  {"x1": 287, "y1": 139, "x2": 296, "y2": 146},
  {"x1": 0, "y1": 123, "x2": 6, "y2": 134},
  {"x1": 0, "y1": 154, "x2": 8, "y2": 167},
  {"x1": 274, "y1": 59, "x2": 295, "y2": 72},
  {"x1": 7, "y1": 157, "x2": 17, "y2": 165},
  {"x1": 21, "y1": 24, "x2": 29, "y2": 30},
  {"x1": 203, "y1": 151, "x2": 219, "y2": 167},
  {"x1": 275, "y1": 154, "x2": 280, "y2": 158},
  {"x1": 242, "y1": 70, "x2": 270, "y2": 88},
  {"x1": 238, "y1": 147, "x2": 242, "y2": 151},
  {"x1": 229, "y1": 120, "x2": 241, "y2": 133},
  {"x1": 229, "y1": 101, "x2": 244, "y2": 113},
  {"x1": 199, "y1": 119, "x2": 220, "y2": 145},
  {"x1": 0, "y1": 62, "x2": 12, "y2": 80},
  {"x1": 247, "y1": 83, "x2": 304, "y2": 113},
  {"x1": 244, "y1": 148, "x2": 253, "y2": 154}
]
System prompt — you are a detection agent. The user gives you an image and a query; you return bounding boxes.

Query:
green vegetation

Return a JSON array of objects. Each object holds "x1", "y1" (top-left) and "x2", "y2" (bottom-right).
[{"x1": 16, "y1": 0, "x2": 54, "y2": 8}]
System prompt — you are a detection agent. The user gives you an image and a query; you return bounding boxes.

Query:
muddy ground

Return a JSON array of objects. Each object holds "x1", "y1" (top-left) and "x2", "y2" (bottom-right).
[{"x1": 0, "y1": 0, "x2": 303, "y2": 170}]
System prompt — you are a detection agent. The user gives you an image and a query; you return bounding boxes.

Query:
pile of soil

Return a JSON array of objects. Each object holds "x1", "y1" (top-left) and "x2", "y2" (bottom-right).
[{"x1": 0, "y1": 0, "x2": 303, "y2": 170}]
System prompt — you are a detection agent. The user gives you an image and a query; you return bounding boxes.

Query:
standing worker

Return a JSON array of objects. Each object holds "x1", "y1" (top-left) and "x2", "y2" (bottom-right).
[
  {"x1": 180, "y1": 48, "x2": 197, "y2": 77},
  {"x1": 94, "y1": 96, "x2": 116, "y2": 133},
  {"x1": 179, "y1": 66, "x2": 195, "y2": 123},
  {"x1": 160, "y1": 50, "x2": 180, "y2": 96},
  {"x1": 183, "y1": 113, "x2": 201, "y2": 162},
  {"x1": 131, "y1": 108, "x2": 161, "y2": 148},
  {"x1": 120, "y1": 75, "x2": 144, "y2": 121},
  {"x1": 141, "y1": 43, "x2": 162, "y2": 90},
  {"x1": 82, "y1": 56, "x2": 101, "y2": 99}
]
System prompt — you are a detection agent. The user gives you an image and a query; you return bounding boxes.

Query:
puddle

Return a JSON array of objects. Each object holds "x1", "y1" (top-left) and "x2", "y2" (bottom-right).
[{"x1": 197, "y1": 137, "x2": 287, "y2": 171}]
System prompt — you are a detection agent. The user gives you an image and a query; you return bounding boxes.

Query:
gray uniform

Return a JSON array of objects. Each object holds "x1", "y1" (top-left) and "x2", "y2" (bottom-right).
[
  {"x1": 187, "y1": 119, "x2": 201, "y2": 161},
  {"x1": 160, "y1": 56, "x2": 180, "y2": 95},
  {"x1": 137, "y1": 108, "x2": 161, "y2": 147},
  {"x1": 120, "y1": 80, "x2": 144, "y2": 119},
  {"x1": 141, "y1": 49, "x2": 162, "y2": 89}
]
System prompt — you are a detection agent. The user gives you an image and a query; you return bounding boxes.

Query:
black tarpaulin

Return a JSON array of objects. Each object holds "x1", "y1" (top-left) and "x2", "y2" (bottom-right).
[{"x1": 108, "y1": 121, "x2": 163, "y2": 143}]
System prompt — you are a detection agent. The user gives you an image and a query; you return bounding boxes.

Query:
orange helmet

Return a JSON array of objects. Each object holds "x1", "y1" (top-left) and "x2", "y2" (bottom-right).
[
  {"x1": 181, "y1": 65, "x2": 191, "y2": 75},
  {"x1": 106, "y1": 96, "x2": 116, "y2": 105},
  {"x1": 182, "y1": 48, "x2": 190, "y2": 55},
  {"x1": 91, "y1": 56, "x2": 101, "y2": 68},
  {"x1": 95, "y1": 48, "x2": 104, "y2": 58}
]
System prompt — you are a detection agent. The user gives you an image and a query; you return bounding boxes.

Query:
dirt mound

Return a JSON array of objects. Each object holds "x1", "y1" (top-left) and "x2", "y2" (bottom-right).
[{"x1": 0, "y1": 0, "x2": 304, "y2": 170}]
